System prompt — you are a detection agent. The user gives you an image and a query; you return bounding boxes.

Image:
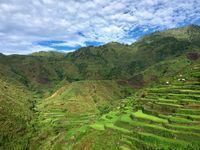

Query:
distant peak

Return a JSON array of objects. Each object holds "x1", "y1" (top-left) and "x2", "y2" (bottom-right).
[
  {"x1": 188, "y1": 24, "x2": 200, "y2": 28},
  {"x1": 107, "y1": 42, "x2": 122, "y2": 45},
  {"x1": 186, "y1": 24, "x2": 200, "y2": 30},
  {"x1": 105, "y1": 42, "x2": 125, "y2": 47},
  {"x1": 31, "y1": 51, "x2": 65, "y2": 57}
]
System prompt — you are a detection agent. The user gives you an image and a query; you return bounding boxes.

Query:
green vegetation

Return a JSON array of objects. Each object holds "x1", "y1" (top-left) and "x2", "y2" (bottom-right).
[
  {"x1": 0, "y1": 25, "x2": 200, "y2": 149},
  {"x1": 0, "y1": 79, "x2": 34, "y2": 149},
  {"x1": 74, "y1": 61, "x2": 200, "y2": 150},
  {"x1": 132, "y1": 110, "x2": 168, "y2": 123},
  {"x1": 28, "y1": 80, "x2": 131, "y2": 149}
]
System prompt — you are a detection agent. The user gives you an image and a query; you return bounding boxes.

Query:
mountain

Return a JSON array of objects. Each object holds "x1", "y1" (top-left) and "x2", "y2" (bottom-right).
[
  {"x1": 1, "y1": 25, "x2": 200, "y2": 90},
  {"x1": 0, "y1": 25, "x2": 200, "y2": 150},
  {"x1": 66, "y1": 25, "x2": 200, "y2": 80}
]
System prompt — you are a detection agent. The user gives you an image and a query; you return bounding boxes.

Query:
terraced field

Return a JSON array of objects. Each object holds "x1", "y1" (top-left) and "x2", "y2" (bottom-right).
[
  {"x1": 28, "y1": 80, "x2": 133, "y2": 149},
  {"x1": 1, "y1": 25, "x2": 200, "y2": 149},
  {"x1": 74, "y1": 64, "x2": 200, "y2": 150}
]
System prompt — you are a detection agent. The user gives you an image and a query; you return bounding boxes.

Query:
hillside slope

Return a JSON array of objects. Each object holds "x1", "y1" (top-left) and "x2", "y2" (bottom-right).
[
  {"x1": 29, "y1": 80, "x2": 133, "y2": 149},
  {"x1": 73, "y1": 56, "x2": 200, "y2": 150},
  {"x1": 66, "y1": 25, "x2": 200, "y2": 79},
  {"x1": 0, "y1": 79, "x2": 34, "y2": 149},
  {"x1": 0, "y1": 25, "x2": 200, "y2": 150}
]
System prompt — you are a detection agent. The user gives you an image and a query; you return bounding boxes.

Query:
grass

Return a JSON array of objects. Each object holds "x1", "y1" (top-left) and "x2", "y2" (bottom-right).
[
  {"x1": 65, "y1": 125, "x2": 88, "y2": 139},
  {"x1": 119, "y1": 146, "x2": 130, "y2": 150},
  {"x1": 165, "y1": 124, "x2": 200, "y2": 133},
  {"x1": 90, "y1": 123, "x2": 105, "y2": 131},
  {"x1": 156, "y1": 102, "x2": 182, "y2": 107},
  {"x1": 132, "y1": 110, "x2": 168, "y2": 123},
  {"x1": 175, "y1": 113, "x2": 200, "y2": 120},
  {"x1": 119, "y1": 115, "x2": 174, "y2": 133},
  {"x1": 105, "y1": 123, "x2": 130, "y2": 133},
  {"x1": 139, "y1": 132, "x2": 189, "y2": 149},
  {"x1": 176, "y1": 108, "x2": 200, "y2": 115},
  {"x1": 159, "y1": 114, "x2": 195, "y2": 124}
]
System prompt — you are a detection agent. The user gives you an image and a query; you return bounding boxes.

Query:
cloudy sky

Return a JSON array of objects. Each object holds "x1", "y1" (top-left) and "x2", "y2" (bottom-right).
[{"x1": 0, "y1": 0, "x2": 200, "y2": 54}]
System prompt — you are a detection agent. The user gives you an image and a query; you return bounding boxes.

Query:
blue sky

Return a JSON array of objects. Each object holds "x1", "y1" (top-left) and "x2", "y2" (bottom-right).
[{"x1": 0, "y1": 0, "x2": 200, "y2": 54}]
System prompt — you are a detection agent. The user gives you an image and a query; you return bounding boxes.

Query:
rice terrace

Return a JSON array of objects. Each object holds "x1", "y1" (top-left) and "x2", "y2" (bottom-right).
[{"x1": 0, "y1": 0, "x2": 200, "y2": 150}]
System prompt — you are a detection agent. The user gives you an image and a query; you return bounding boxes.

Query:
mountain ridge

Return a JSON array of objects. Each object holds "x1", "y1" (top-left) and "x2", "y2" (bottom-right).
[
  {"x1": 0, "y1": 24, "x2": 200, "y2": 150},
  {"x1": 0, "y1": 25, "x2": 199, "y2": 94}
]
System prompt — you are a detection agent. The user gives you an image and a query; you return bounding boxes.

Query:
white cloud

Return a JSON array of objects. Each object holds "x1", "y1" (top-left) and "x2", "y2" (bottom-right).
[{"x1": 0, "y1": 0, "x2": 199, "y2": 54}]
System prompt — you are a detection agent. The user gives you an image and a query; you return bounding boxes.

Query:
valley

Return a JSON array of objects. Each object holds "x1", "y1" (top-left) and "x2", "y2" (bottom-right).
[{"x1": 0, "y1": 25, "x2": 200, "y2": 150}]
